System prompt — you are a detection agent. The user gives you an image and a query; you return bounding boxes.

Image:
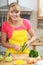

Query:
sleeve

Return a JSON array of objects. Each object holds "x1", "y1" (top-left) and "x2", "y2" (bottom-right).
[
  {"x1": 1, "y1": 22, "x2": 7, "y2": 33},
  {"x1": 23, "y1": 19, "x2": 32, "y2": 30}
]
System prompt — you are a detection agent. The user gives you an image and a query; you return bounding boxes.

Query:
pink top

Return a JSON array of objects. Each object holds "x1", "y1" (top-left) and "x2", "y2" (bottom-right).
[{"x1": 1, "y1": 19, "x2": 32, "y2": 39}]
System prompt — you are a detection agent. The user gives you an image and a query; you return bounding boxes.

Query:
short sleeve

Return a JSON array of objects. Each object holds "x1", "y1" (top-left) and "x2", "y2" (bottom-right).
[
  {"x1": 1, "y1": 22, "x2": 13, "y2": 39},
  {"x1": 23, "y1": 19, "x2": 32, "y2": 30},
  {"x1": 1, "y1": 22, "x2": 7, "y2": 33}
]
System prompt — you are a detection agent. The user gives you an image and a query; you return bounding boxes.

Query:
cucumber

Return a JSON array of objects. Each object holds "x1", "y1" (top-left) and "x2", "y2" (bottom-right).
[{"x1": 20, "y1": 42, "x2": 26, "y2": 52}]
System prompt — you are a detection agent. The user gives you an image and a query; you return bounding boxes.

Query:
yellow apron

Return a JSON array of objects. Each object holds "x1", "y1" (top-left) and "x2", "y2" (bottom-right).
[{"x1": 6, "y1": 23, "x2": 30, "y2": 56}]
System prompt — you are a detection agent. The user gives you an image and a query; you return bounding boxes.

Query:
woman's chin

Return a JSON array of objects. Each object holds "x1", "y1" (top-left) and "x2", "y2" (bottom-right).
[{"x1": 12, "y1": 18, "x2": 18, "y2": 21}]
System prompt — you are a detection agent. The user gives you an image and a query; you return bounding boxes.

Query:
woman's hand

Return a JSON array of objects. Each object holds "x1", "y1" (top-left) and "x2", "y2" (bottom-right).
[
  {"x1": 25, "y1": 41, "x2": 30, "y2": 48},
  {"x1": 13, "y1": 45, "x2": 20, "y2": 52}
]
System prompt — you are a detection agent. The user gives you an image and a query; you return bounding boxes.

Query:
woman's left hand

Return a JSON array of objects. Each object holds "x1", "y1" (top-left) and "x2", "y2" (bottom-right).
[{"x1": 25, "y1": 41, "x2": 30, "y2": 48}]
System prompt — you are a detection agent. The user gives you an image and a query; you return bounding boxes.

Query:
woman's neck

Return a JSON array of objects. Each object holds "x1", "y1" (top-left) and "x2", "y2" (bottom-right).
[{"x1": 9, "y1": 18, "x2": 22, "y2": 27}]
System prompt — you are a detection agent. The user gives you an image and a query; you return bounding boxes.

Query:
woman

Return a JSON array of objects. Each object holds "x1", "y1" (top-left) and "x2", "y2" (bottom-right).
[{"x1": 1, "y1": 3, "x2": 36, "y2": 56}]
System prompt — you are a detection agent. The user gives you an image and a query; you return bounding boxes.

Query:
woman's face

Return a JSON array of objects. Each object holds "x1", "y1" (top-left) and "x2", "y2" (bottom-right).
[{"x1": 9, "y1": 7, "x2": 20, "y2": 21}]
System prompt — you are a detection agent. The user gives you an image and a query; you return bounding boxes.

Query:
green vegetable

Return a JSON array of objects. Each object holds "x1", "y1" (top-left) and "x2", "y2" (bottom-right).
[
  {"x1": 0, "y1": 55, "x2": 3, "y2": 61},
  {"x1": 29, "y1": 50, "x2": 39, "y2": 57},
  {"x1": 5, "y1": 56, "x2": 12, "y2": 62},
  {"x1": 20, "y1": 42, "x2": 26, "y2": 52},
  {"x1": 5, "y1": 53, "x2": 12, "y2": 62}
]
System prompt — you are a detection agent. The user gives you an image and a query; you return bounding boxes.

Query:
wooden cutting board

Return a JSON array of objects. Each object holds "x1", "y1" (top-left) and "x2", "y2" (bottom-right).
[
  {"x1": 0, "y1": 60, "x2": 34, "y2": 65},
  {"x1": 0, "y1": 54, "x2": 42, "y2": 65},
  {"x1": 0, "y1": 61, "x2": 34, "y2": 65}
]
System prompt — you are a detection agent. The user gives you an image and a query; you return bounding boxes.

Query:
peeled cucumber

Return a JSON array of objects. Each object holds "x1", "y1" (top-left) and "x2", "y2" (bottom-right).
[{"x1": 20, "y1": 42, "x2": 26, "y2": 52}]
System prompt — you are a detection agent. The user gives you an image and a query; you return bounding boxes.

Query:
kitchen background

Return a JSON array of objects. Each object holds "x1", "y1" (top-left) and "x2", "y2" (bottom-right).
[{"x1": 0, "y1": 0, "x2": 43, "y2": 55}]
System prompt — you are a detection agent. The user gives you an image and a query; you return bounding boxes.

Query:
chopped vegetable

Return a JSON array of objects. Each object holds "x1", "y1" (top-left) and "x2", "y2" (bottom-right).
[
  {"x1": 0, "y1": 55, "x2": 3, "y2": 61},
  {"x1": 5, "y1": 56, "x2": 12, "y2": 62}
]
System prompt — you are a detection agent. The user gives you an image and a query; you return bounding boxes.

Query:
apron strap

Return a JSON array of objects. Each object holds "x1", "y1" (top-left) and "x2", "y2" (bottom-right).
[{"x1": 21, "y1": 19, "x2": 26, "y2": 30}]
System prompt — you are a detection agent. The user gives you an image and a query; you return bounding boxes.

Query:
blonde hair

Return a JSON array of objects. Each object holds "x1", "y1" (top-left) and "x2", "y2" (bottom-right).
[{"x1": 7, "y1": 3, "x2": 20, "y2": 22}]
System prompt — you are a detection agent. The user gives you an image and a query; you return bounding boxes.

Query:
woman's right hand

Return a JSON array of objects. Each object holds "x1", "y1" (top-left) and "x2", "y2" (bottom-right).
[{"x1": 13, "y1": 45, "x2": 20, "y2": 52}]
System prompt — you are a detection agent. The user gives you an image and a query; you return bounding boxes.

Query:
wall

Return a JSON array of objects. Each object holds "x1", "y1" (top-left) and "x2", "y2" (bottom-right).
[
  {"x1": 0, "y1": 0, "x2": 38, "y2": 11},
  {"x1": 0, "y1": 0, "x2": 7, "y2": 7},
  {"x1": 19, "y1": 0, "x2": 38, "y2": 11},
  {"x1": 30, "y1": 10, "x2": 43, "y2": 38},
  {"x1": 8, "y1": 0, "x2": 17, "y2": 4}
]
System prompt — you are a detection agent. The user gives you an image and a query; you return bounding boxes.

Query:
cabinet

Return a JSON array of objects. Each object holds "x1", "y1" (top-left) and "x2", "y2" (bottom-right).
[{"x1": 37, "y1": 0, "x2": 43, "y2": 28}]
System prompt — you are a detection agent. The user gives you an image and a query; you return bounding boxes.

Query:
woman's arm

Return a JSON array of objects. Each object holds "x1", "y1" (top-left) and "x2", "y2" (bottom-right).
[
  {"x1": 1, "y1": 32, "x2": 15, "y2": 48},
  {"x1": 1, "y1": 32, "x2": 20, "y2": 51},
  {"x1": 26, "y1": 28, "x2": 36, "y2": 47},
  {"x1": 28, "y1": 28, "x2": 36, "y2": 43}
]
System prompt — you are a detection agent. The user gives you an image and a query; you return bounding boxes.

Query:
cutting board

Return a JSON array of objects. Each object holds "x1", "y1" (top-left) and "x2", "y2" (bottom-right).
[
  {"x1": 0, "y1": 54, "x2": 42, "y2": 65},
  {"x1": 0, "y1": 61, "x2": 34, "y2": 65}
]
